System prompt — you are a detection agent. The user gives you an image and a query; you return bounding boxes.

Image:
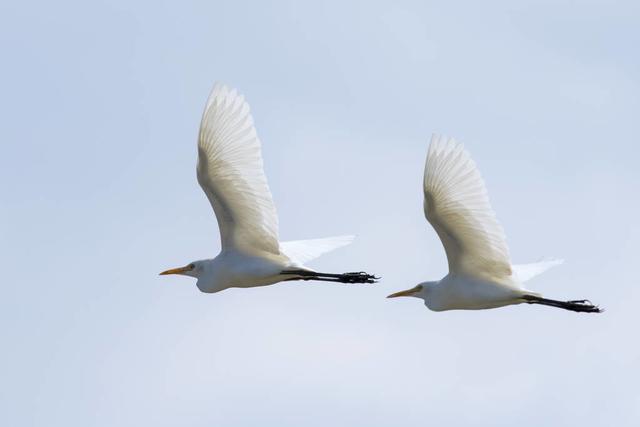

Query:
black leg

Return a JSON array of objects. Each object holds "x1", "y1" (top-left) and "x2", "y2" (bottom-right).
[
  {"x1": 523, "y1": 295, "x2": 602, "y2": 313},
  {"x1": 281, "y1": 269, "x2": 378, "y2": 284}
]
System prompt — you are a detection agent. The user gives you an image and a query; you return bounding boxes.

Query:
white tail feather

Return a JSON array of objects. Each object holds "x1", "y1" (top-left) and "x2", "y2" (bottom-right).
[
  {"x1": 512, "y1": 258, "x2": 564, "y2": 283},
  {"x1": 280, "y1": 235, "x2": 355, "y2": 267}
]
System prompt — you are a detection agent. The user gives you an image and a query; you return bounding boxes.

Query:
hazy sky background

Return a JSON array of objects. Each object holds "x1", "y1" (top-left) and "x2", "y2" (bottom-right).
[{"x1": 2, "y1": 0, "x2": 639, "y2": 425}]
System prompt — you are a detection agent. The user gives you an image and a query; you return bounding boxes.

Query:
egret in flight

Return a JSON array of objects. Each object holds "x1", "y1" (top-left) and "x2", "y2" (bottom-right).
[
  {"x1": 161, "y1": 84, "x2": 376, "y2": 292},
  {"x1": 388, "y1": 135, "x2": 601, "y2": 313}
]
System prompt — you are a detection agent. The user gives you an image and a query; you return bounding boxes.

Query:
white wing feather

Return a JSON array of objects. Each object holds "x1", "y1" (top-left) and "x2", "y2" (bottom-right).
[
  {"x1": 280, "y1": 235, "x2": 355, "y2": 267},
  {"x1": 197, "y1": 84, "x2": 280, "y2": 254},
  {"x1": 512, "y1": 258, "x2": 564, "y2": 283},
  {"x1": 423, "y1": 134, "x2": 512, "y2": 279}
]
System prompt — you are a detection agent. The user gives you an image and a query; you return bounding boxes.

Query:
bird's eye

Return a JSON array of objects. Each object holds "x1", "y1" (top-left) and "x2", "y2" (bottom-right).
[{"x1": 188, "y1": 263, "x2": 195, "y2": 270}]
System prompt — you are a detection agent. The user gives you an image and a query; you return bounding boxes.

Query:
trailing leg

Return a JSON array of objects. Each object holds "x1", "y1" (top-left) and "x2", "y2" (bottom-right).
[
  {"x1": 281, "y1": 269, "x2": 378, "y2": 284},
  {"x1": 522, "y1": 295, "x2": 602, "y2": 313}
]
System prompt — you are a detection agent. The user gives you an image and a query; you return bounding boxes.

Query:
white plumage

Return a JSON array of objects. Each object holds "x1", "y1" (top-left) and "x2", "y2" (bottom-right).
[
  {"x1": 197, "y1": 84, "x2": 280, "y2": 254},
  {"x1": 161, "y1": 84, "x2": 376, "y2": 292},
  {"x1": 512, "y1": 258, "x2": 565, "y2": 283},
  {"x1": 388, "y1": 135, "x2": 600, "y2": 313},
  {"x1": 280, "y1": 235, "x2": 355, "y2": 268},
  {"x1": 424, "y1": 134, "x2": 512, "y2": 280}
]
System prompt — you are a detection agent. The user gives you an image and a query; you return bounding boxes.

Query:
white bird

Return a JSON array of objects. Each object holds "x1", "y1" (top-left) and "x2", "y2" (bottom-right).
[
  {"x1": 387, "y1": 134, "x2": 601, "y2": 313},
  {"x1": 161, "y1": 84, "x2": 376, "y2": 292}
]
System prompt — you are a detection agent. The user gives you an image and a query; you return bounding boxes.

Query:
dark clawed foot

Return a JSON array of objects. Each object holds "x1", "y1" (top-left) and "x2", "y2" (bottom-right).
[
  {"x1": 567, "y1": 299, "x2": 591, "y2": 305},
  {"x1": 567, "y1": 299, "x2": 602, "y2": 313},
  {"x1": 342, "y1": 272, "x2": 379, "y2": 284}
]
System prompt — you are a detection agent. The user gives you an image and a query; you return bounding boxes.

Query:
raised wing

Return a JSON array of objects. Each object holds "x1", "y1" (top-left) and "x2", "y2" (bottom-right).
[
  {"x1": 197, "y1": 83, "x2": 280, "y2": 254},
  {"x1": 423, "y1": 134, "x2": 511, "y2": 279}
]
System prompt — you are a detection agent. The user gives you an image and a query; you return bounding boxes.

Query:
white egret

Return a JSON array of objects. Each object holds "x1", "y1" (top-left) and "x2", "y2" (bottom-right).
[
  {"x1": 388, "y1": 134, "x2": 601, "y2": 313},
  {"x1": 161, "y1": 84, "x2": 377, "y2": 292}
]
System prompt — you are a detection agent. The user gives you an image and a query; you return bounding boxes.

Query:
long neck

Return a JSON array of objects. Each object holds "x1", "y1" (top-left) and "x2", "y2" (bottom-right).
[
  {"x1": 195, "y1": 259, "x2": 221, "y2": 293},
  {"x1": 419, "y1": 280, "x2": 442, "y2": 311},
  {"x1": 420, "y1": 280, "x2": 440, "y2": 292}
]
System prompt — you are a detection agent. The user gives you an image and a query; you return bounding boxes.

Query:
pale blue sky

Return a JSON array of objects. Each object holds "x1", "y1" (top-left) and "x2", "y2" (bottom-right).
[{"x1": 2, "y1": 0, "x2": 639, "y2": 426}]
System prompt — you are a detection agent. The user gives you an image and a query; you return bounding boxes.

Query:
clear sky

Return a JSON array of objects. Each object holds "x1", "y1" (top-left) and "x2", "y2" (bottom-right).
[{"x1": 2, "y1": 0, "x2": 639, "y2": 425}]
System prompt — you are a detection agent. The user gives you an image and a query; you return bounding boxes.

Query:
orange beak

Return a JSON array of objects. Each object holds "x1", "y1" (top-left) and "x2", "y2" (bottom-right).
[
  {"x1": 159, "y1": 265, "x2": 192, "y2": 276},
  {"x1": 387, "y1": 285, "x2": 423, "y2": 298}
]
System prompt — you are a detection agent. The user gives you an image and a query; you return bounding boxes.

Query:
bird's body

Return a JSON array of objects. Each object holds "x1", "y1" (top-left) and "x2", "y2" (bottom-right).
[
  {"x1": 190, "y1": 241, "x2": 364, "y2": 293},
  {"x1": 421, "y1": 275, "x2": 523, "y2": 311},
  {"x1": 161, "y1": 84, "x2": 376, "y2": 292},
  {"x1": 191, "y1": 250, "x2": 290, "y2": 293},
  {"x1": 388, "y1": 135, "x2": 600, "y2": 313}
]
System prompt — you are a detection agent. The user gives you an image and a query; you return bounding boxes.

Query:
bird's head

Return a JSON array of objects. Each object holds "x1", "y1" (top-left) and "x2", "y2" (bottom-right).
[
  {"x1": 159, "y1": 260, "x2": 206, "y2": 279},
  {"x1": 386, "y1": 281, "x2": 435, "y2": 302},
  {"x1": 160, "y1": 259, "x2": 222, "y2": 293}
]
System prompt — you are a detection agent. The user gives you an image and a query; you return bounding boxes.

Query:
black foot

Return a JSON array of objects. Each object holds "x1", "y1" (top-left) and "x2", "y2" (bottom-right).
[
  {"x1": 340, "y1": 271, "x2": 379, "y2": 284},
  {"x1": 566, "y1": 299, "x2": 603, "y2": 313}
]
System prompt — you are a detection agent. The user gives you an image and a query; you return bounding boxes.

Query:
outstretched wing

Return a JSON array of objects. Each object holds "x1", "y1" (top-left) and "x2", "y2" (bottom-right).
[
  {"x1": 197, "y1": 83, "x2": 280, "y2": 254},
  {"x1": 423, "y1": 134, "x2": 511, "y2": 279}
]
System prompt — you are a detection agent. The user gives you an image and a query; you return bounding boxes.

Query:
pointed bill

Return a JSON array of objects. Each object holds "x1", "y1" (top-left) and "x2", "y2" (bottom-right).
[
  {"x1": 159, "y1": 265, "x2": 192, "y2": 276},
  {"x1": 387, "y1": 285, "x2": 423, "y2": 298}
]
